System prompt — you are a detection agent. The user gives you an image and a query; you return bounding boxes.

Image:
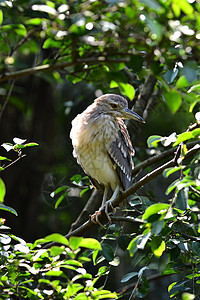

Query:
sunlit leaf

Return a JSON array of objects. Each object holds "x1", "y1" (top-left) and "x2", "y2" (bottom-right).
[
  {"x1": 1, "y1": 143, "x2": 13, "y2": 152},
  {"x1": 43, "y1": 38, "x2": 62, "y2": 49},
  {"x1": 44, "y1": 233, "x2": 69, "y2": 246},
  {"x1": 79, "y1": 238, "x2": 101, "y2": 250},
  {"x1": 151, "y1": 236, "x2": 165, "y2": 258},
  {"x1": 147, "y1": 135, "x2": 162, "y2": 148},
  {"x1": 0, "y1": 156, "x2": 11, "y2": 161},
  {"x1": 0, "y1": 9, "x2": 3, "y2": 25},
  {"x1": 31, "y1": 4, "x2": 57, "y2": 16},
  {"x1": 173, "y1": 129, "x2": 200, "y2": 146},
  {"x1": 0, "y1": 178, "x2": 6, "y2": 202},
  {"x1": 176, "y1": 76, "x2": 190, "y2": 88},
  {"x1": 182, "y1": 292, "x2": 195, "y2": 300},
  {"x1": 143, "y1": 203, "x2": 170, "y2": 220},
  {"x1": 69, "y1": 236, "x2": 83, "y2": 250},
  {"x1": 110, "y1": 80, "x2": 118, "y2": 88},
  {"x1": 163, "y1": 166, "x2": 183, "y2": 178},
  {"x1": 119, "y1": 83, "x2": 135, "y2": 100},
  {"x1": 13, "y1": 137, "x2": 26, "y2": 144},
  {"x1": 50, "y1": 246, "x2": 64, "y2": 257},
  {"x1": 164, "y1": 90, "x2": 182, "y2": 114},
  {"x1": 54, "y1": 191, "x2": 69, "y2": 209},
  {"x1": 189, "y1": 99, "x2": 200, "y2": 112}
]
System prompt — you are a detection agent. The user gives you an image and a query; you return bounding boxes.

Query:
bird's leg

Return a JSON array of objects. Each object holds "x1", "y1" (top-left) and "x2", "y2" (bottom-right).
[
  {"x1": 91, "y1": 186, "x2": 109, "y2": 227},
  {"x1": 90, "y1": 186, "x2": 119, "y2": 226},
  {"x1": 101, "y1": 185, "x2": 109, "y2": 206},
  {"x1": 104, "y1": 185, "x2": 119, "y2": 218}
]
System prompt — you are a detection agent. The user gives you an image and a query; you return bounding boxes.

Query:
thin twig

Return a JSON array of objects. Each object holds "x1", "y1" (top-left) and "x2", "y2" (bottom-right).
[
  {"x1": 132, "y1": 140, "x2": 200, "y2": 176},
  {"x1": 0, "y1": 57, "x2": 130, "y2": 83},
  {"x1": 110, "y1": 216, "x2": 144, "y2": 224},
  {"x1": 118, "y1": 273, "x2": 170, "y2": 295},
  {"x1": 2, "y1": 154, "x2": 26, "y2": 170},
  {"x1": 0, "y1": 80, "x2": 15, "y2": 121}
]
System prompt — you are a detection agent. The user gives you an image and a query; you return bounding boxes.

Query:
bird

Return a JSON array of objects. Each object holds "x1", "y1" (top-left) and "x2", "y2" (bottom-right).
[{"x1": 70, "y1": 94, "x2": 145, "y2": 224}]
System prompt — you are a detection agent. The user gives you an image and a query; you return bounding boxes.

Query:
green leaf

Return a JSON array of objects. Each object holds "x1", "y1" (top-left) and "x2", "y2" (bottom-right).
[
  {"x1": 2, "y1": 24, "x2": 27, "y2": 36},
  {"x1": 176, "y1": 76, "x2": 190, "y2": 88},
  {"x1": 0, "y1": 10, "x2": 3, "y2": 25},
  {"x1": 70, "y1": 174, "x2": 82, "y2": 184},
  {"x1": 189, "y1": 99, "x2": 200, "y2": 113},
  {"x1": 173, "y1": 129, "x2": 200, "y2": 147},
  {"x1": 79, "y1": 238, "x2": 102, "y2": 250},
  {"x1": 151, "y1": 220, "x2": 164, "y2": 235},
  {"x1": 175, "y1": 188, "x2": 188, "y2": 211},
  {"x1": 101, "y1": 244, "x2": 114, "y2": 262},
  {"x1": 50, "y1": 246, "x2": 64, "y2": 257},
  {"x1": 1, "y1": 143, "x2": 13, "y2": 152},
  {"x1": 143, "y1": 203, "x2": 170, "y2": 220},
  {"x1": 55, "y1": 191, "x2": 70, "y2": 209},
  {"x1": 44, "y1": 233, "x2": 69, "y2": 246},
  {"x1": 80, "y1": 187, "x2": 89, "y2": 197},
  {"x1": 180, "y1": 0, "x2": 193, "y2": 15},
  {"x1": 164, "y1": 69, "x2": 178, "y2": 84},
  {"x1": 43, "y1": 38, "x2": 62, "y2": 49},
  {"x1": 147, "y1": 135, "x2": 162, "y2": 148},
  {"x1": 121, "y1": 271, "x2": 138, "y2": 283},
  {"x1": 182, "y1": 62, "x2": 197, "y2": 83},
  {"x1": 151, "y1": 236, "x2": 165, "y2": 258},
  {"x1": 25, "y1": 18, "x2": 44, "y2": 25},
  {"x1": 0, "y1": 178, "x2": 6, "y2": 202},
  {"x1": 110, "y1": 80, "x2": 118, "y2": 88},
  {"x1": 0, "y1": 203, "x2": 18, "y2": 216},
  {"x1": 13, "y1": 142, "x2": 39, "y2": 151},
  {"x1": 45, "y1": 270, "x2": 66, "y2": 277},
  {"x1": 127, "y1": 236, "x2": 144, "y2": 256},
  {"x1": 187, "y1": 84, "x2": 200, "y2": 93},
  {"x1": 119, "y1": 83, "x2": 135, "y2": 100},
  {"x1": 69, "y1": 236, "x2": 83, "y2": 250},
  {"x1": 182, "y1": 293, "x2": 195, "y2": 300},
  {"x1": 0, "y1": 156, "x2": 11, "y2": 161},
  {"x1": 163, "y1": 167, "x2": 183, "y2": 178},
  {"x1": 50, "y1": 186, "x2": 69, "y2": 197},
  {"x1": 164, "y1": 90, "x2": 182, "y2": 114}
]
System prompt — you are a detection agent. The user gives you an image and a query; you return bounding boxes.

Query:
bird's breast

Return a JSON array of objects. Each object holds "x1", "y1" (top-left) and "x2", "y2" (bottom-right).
[{"x1": 70, "y1": 115, "x2": 120, "y2": 189}]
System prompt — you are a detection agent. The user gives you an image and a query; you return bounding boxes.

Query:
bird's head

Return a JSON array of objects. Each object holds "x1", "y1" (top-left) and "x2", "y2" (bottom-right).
[{"x1": 94, "y1": 94, "x2": 145, "y2": 123}]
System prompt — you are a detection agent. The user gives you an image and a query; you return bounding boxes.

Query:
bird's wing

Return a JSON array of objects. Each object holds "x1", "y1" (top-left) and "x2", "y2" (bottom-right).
[{"x1": 107, "y1": 119, "x2": 134, "y2": 190}]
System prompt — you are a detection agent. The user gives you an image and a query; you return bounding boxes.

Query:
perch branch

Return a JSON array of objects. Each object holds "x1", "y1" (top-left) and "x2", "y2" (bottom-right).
[
  {"x1": 0, "y1": 57, "x2": 130, "y2": 83},
  {"x1": 43, "y1": 143, "x2": 200, "y2": 248}
]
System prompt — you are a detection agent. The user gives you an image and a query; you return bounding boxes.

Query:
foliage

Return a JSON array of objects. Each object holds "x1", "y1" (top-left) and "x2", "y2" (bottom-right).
[
  {"x1": 0, "y1": 231, "x2": 117, "y2": 299},
  {"x1": 0, "y1": 0, "x2": 200, "y2": 299}
]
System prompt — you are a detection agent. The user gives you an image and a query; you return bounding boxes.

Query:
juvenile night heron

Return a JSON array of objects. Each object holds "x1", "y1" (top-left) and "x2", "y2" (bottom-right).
[{"x1": 70, "y1": 94, "x2": 145, "y2": 223}]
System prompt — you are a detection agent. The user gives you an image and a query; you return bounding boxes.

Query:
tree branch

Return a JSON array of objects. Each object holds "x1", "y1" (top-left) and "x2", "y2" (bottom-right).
[
  {"x1": 132, "y1": 140, "x2": 200, "y2": 176},
  {"x1": 0, "y1": 57, "x2": 130, "y2": 83},
  {"x1": 43, "y1": 143, "x2": 200, "y2": 248},
  {"x1": 128, "y1": 74, "x2": 157, "y2": 137}
]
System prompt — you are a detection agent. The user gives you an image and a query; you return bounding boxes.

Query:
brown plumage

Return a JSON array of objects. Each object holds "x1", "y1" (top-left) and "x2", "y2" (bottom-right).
[{"x1": 70, "y1": 94, "x2": 145, "y2": 219}]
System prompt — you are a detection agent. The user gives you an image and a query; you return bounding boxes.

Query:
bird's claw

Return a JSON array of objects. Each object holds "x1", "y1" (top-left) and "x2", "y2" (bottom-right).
[
  {"x1": 90, "y1": 210, "x2": 105, "y2": 228},
  {"x1": 90, "y1": 201, "x2": 116, "y2": 227}
]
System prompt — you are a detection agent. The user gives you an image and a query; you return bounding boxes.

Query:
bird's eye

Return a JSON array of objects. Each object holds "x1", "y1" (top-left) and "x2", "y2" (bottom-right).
[{"x1": 111, "y1": 103, "x2": 118, "y2": 109}]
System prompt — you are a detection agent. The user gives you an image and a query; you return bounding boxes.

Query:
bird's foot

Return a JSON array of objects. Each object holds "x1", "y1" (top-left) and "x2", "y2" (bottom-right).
[
  {"x1": 90, "y1": 210, "x2": 105, "y2": 228},
  {"x1": 90, "y1": 201, "x2": 116, "y2": 228}
]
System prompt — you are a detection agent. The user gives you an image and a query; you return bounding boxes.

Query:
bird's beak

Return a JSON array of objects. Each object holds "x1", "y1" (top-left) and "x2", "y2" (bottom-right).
[{"x1": 122, "y1": 108, "x2": 145, "y2": 123}]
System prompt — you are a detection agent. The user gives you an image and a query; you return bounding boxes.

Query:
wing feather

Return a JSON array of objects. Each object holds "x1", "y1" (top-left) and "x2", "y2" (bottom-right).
[{"x1": 107, "y1": 119, "x2": 134, "y2": 190}]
